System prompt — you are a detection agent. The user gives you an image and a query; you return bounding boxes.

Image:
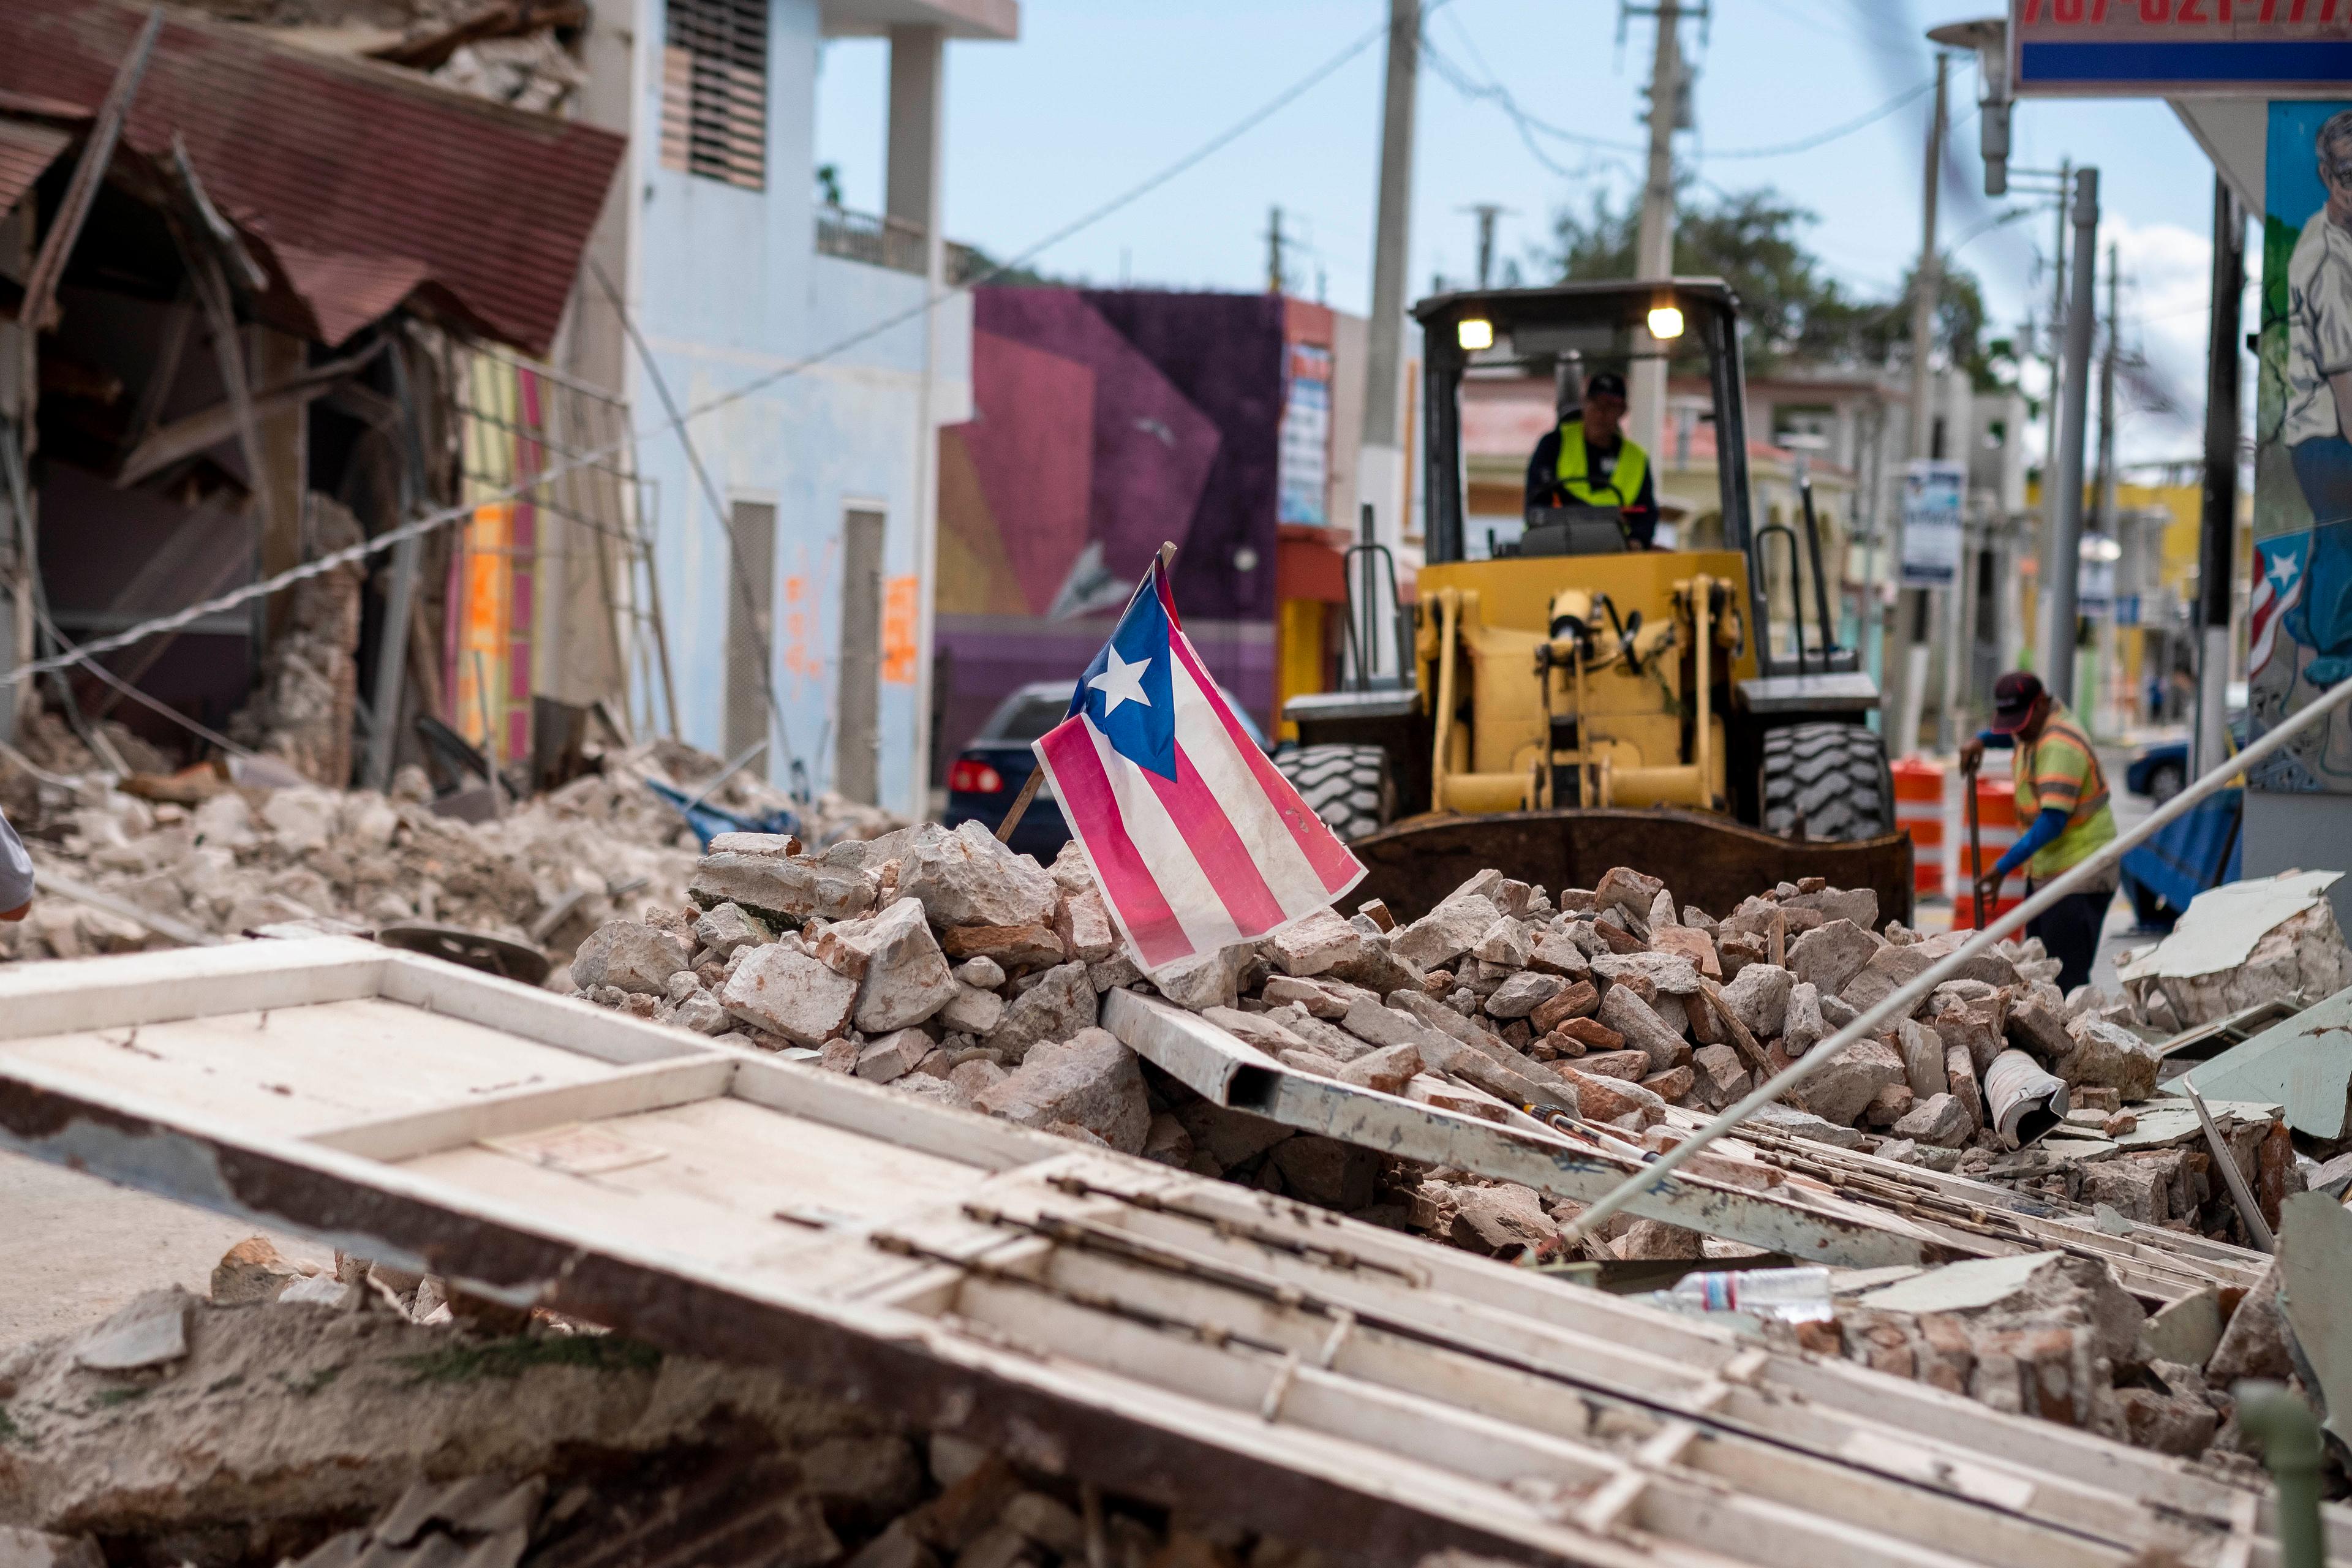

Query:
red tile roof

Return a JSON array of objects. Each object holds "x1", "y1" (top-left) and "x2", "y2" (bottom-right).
[
  {"x1": 0, "y1": 118, "x2": 70, "y2": 227},
  {"x1": 0, "y1": 0, "x2": 625, "y2": 355}
]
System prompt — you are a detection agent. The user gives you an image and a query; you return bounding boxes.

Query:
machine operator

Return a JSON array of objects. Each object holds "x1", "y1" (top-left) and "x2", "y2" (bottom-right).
[{"x1": 1525, "y1": 371, "x2": 1661, "y2": 549}]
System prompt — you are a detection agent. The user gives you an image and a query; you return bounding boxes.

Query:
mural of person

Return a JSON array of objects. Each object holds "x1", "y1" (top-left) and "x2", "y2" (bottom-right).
[{"x1": 2283, "y1": 110, "x2": 2352, "y2": 686}]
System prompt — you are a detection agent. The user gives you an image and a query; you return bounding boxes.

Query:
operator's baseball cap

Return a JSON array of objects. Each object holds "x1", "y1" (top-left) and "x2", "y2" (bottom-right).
[
  {"x1": 1989, "y1": 671, "x2": 2045, "y2": 734},
  {"x1": 1585, "y1": 371, "x2": 1629, "y2": 401}
]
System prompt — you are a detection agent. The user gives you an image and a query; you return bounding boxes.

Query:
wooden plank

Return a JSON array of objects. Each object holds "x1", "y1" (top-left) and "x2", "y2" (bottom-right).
[
  {"x1": 374, "y1": 952, "x2": 714, "y2": 1067},
  {"x1": 0, "y1": 938, "x2": 385, "y2": 1039},
  {"x1": 308, "y1": 1055, "x2": 737, "y2": 1161}
]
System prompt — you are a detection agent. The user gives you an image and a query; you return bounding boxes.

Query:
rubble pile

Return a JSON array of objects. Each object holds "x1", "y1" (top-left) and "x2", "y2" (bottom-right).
[
  {"x1": 564, "y1": 829, "x2": 2345, "y2": 1459},
  {"x1": 0, "y1": 1266, "x2": 1335, "y2": 1568},
  {"x1": 0, "y1": 733, "x2": 895, "y2": 970}
]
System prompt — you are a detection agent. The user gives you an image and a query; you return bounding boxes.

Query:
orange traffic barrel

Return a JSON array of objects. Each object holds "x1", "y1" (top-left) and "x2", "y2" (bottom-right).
[
  {"x1": 1951, "y1": 771, "x2": 2026, "y2": 931},
  {"x1": 1891, "y1": 758, "x2": 1945, "y2": 899}
]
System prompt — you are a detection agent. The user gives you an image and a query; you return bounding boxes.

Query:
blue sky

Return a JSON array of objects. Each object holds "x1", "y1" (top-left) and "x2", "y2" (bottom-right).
[{"x1": 815, "y1": 0, "x2": 2242, "y2": 466}]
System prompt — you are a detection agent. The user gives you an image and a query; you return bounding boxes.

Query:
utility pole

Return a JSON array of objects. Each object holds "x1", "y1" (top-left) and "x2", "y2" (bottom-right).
[
  {"x1": 1265, "y1": 205, "x2": 1287, "y2": 295},
  {"x1": 1355, "y1": 0, "x2": 1419, "y2": 683},
  {"x1": 2196, "y1": 177, "x2": 2244, "y2": 778},
  {"x1": 1628, "y1": 0, "x2": 1682, "y2": 459},
  {"x1": 2043, "y1": 167, "x2": 2100, "y2": 710},
  {"x1": 1464, "y1": 202, "x2": 1508, "y2": 290},
  {"x1": 1887, "y1": 52, "x2": 1947, "y2": 758},
  {"x1": 2040, "y1": 157, "x2": 2071, "y2": 677},
  {"x1": 2091, "y1": 241, "x2": 2120, "y2": 732}
]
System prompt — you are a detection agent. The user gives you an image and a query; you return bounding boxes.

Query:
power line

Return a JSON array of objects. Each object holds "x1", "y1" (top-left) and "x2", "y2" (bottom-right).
[{"x1": 1700, "y1": 76, "x2": 1934, "y2": 159}]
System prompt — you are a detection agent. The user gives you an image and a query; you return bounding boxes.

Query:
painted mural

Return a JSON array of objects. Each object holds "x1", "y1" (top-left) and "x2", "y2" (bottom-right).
[
  {"x1": 2252, "y1": 100, "x2": 2352, "y2": 791},
  {"x1": 933, "y1": 288, "x2": 1306, "y2": 767}
]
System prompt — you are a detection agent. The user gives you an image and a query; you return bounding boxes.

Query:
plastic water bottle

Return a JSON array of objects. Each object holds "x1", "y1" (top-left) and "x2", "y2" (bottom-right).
[{"x1": 1653, "y1": 1266, "x2": 1834, "y2": 1323}]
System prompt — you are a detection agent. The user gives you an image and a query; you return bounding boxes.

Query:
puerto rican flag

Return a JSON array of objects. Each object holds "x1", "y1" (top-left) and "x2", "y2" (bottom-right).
[
  {"x1": 2250, "y1": 533, "x2": 2312, "y2": 680},
  {"x1": 1033, "y1": 557, "x2": 1365, "y2": 973}
]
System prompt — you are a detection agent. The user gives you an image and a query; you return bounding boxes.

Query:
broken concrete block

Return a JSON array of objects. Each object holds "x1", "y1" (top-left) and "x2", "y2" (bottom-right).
[
  {"x1": 1254, "y1": 909, "x2": 1361, "y2": 982},
  {"x1": 1786, "y1": 919, "x2": 1880, "y2": 996},
  {"x1": 948, "y1": 1058, "x2": 1009, "y2": 1100},
  {"x1": 691, "y1": 902, "x2": 774, "y2": 960},
  {"x1": 1266, "y1": 1004, "x2": 1371, "y2": 1061},
  {"x1": 1598, "y1": 985, "x2": 1690, "y2": 1074},
  {"x1": 940, "y1": 923, "x2": 1067, "y2": 970},
  {"x1": 973, "y1": 1027, "x2": 1149, "y2": 1152},
  {"x1": 210, "y1": 1237, "x2": 305, "y2": 1305},
  {"x1": 1795, "y1": 1036, "x2": 1907, "y2": 1126},
  {"x1": 1174, "y1": 1099, "x2": 1294, "y2": 1167},
  {"x1": 1531, "y1": 979, "x2": 1600, "y2": 1033},
  {"x1": 1526, "y1": 928, "x2": 1592, "y2": 978},
  {"x1": 1262, "y1": 974, "x2": 1371, "y2": 1019},
  {"x1": 1781, "y1": 982, "x2": 1828, "y2": 1054},
  {"x1": 1554, "y1": 1015, "x2": 1623, "y2": 1052},
  {"x1": 818, "y1": 1038, "x2": 861, "y2": 1073},
  {"x1": 73, "y1": 1291, "x2": 188, "y2": 1371},
  {"x1": 1575, "y1": 1049, "x2": 1651, "y2": 1081},
  {"x1": 1615, "y1": 1218, "x2": 1705, "y2": 1261},
  {"x1": 723, "y1": 943, "x2": 860, "y2": 1046},
  {"x1": 1690, "y1": 1044, "x2": 1751, "y2": 1108},
  {"x1": 1562, "y1": 1067, "x2": 1667, "y2": 1127},
  {"x1": 2055, "y1": 1015, "x2": 2161, "y2": 1102},
  {"x1": 1863, "y1": 1083, "x2": 1916, "y2": 1128},
  {"x1": 1483, "y1": 970, "x2": 1567, "y2": 1019},
  {"x1": 1719, "y1": 962, "x2": 1793, "y2": 1038},
  {"x1": 1594, "y1": 865, "x2": 1664, "y2": 921},
  {"x1": 1336, "y1": 1041, "x2": 1421, "y2": 1094},
  {"x1": 953, "y1": 955, "x2": 1006, "y2": 989},
  {"x1": 1894, "y1": 1019, "x2": 1945, "y2": 1101},
  {"x1": 1202, "y1": 1006, "x2": 1306, "y2": 1055},
  {"x1": 691, "y1": 852, "x2": 878, "y2": 926},
  {"x1": 1946, "y1": 1042, "x2": 1985, "y2": 1132},
  {"x1": 1893, "y1": 1091, "x2": 1972, "y2": 1147},
  {"x1": 983, "y1": 962, "x2": 1098, "y2": 1062},
  {"x1": 1641, "y1": 1066, "x2": 1696, "y2": 1102},
  {"x1": 1781, "y1": 885, "x2": 1879, "y2": 930},
  {"x1": 899, "y1": 821, "x2": 1058, "y2": 929},
  {"x1": 855, "y1": 1029, "x2": 933, "y2": 1084},
  {"x1": 1471, "y1": 917, "x2": 1534, "y2": 969},
  {"x1": 938, "y1": 982, "x2": 1006, "y2": 1036},
  {"x1": 1052, "y1": 888, "x2": 1118, "y2": 965},
  {"x1": 1651, "y1": 924, "x2": 1720, "y2": 978},
  {"x1": 1743, "y1": 1102, "x2": 1865, "y2": 1148},
  {"x1": 1340, "y1": 995, "x2": 1430, "y2": 1051},
  {"x1": 1392, "y1": 894, "x2": 1504, "y2": 970},
  {"x1": 1448, "y1": 1183, "x2": 1561, "y2": 1256},
  {"x1": 820, "y1": 897, "x2": 960, "y2": 1033},
  {"x1": 1591, "y1": 951, "x2": 1701, "y2": 995},
  {"x1": 572, "y1": 920, "x2": 693, "y2": 995}
]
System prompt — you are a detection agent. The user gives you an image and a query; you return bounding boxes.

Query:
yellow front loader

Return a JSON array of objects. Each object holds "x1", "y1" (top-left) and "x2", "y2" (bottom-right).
[{"x1": 1281, "y1": 280, "x2": 1913, "y2": 923}]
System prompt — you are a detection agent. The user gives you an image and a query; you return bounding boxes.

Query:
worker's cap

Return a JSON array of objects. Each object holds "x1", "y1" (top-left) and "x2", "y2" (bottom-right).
[
  {"x1": 1989, "y1": 671, "x2": 2045, "y2": 734},
  {"x1": 1585, "y1": 371, "x2": 1629, "y2": 401}
]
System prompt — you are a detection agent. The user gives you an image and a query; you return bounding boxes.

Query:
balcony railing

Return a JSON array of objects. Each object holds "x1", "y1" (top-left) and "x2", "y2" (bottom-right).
[{"x1": 815, "y1": 204, "x2": 989, "y2": 285}]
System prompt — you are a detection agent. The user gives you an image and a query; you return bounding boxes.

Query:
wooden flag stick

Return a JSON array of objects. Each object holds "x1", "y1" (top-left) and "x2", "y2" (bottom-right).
[{"x1": 997, "y1": 542, "x2": 1178, "y2": 845}]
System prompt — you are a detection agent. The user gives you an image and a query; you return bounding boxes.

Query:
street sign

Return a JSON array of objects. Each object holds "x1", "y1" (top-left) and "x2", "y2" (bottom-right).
[
  {"x1": 1899, "y1": 459, "x2": 1966, "y2": 587},
  {"x1": 2012, "y1": 3, "x2": 2352, "y2": 97}
]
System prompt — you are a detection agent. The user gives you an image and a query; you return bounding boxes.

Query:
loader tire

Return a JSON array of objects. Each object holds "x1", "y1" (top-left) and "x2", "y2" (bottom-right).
[
  {"x1": 1760, "y1": 722, "x2": 1893, "y2": 843},
  {"x1": 1275, "y1": 744, "x2": 1394, "y2": 842}
]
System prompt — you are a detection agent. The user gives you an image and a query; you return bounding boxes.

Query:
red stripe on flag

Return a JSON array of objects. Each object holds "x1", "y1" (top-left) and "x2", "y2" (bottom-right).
[
  {"x1": 1145, "y1": 740, "x2": 1287, "y2": 935},
  {"x1": 1037, "y1": 718, "x2": 1191, "y2": 968},
  {"x1": 1166, "y1": 631, "x2": 1362, "y2": 894}
]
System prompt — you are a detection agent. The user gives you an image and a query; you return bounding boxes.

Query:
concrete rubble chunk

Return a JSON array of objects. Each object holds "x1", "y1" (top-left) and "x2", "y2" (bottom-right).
[
  {"x1": 1597, "y1": 985, "x2": 1690, "y2": 1073},
  {"x1": 983, "y1": 962, "x2": 1098, "y2": 1062},
  {"x1": 940, "y1": 924, "x2": 1066, "y2": 970},
  {"x1": 953, "y1": 955, "x2": 1006, "y2": 989},
  {"x1": 1268, "y1": 1003, "x2": 1371, "y2": 1061},
  {"x1": 1341, "y1": 995, "x2": 1428, "y2": 1051},
  {"x1": 1591, "y1": 951, "x2": 1701, "y2": 995},
  {"x1": 1270, "y1": 1136, "x2": 1379, "y2": 1207},
  {"x1": 1262, "y1": 973, "x2": 1371, "y2": 1019},
  {"x1": 572, "y1": 919, "x2": 693, "y2": 995},
  {"x1": 1174, "y1": 1098, "x2": 1294, "y2": 1166},
  {"x1": 855, "y1": 1028, "x2": 933, "y2": 1085},
  {"x1": 1269, "y1": 907, "x2": 1371, "y2": 977},
  {"x1": 1526, "y1": 927, "x2": 1592, "y2": 978},
  {"x1": 210, "y1": 1237, "x2": 307, "y2": 1305},
  {"x1": 1554, "y1": 1015, "x2": 1623, "y2": 1052},
  {"x1": 1743, "y1": 1102, "x2": 1866, "y2": 1148},
  {"x1": 1049, "y1": 840, "x2": 1097, "y2": 895},
  {"x1": 1054, "y1": 888, "x2": 1118, "y2": 964},
  {"x1": 2055, "y1": 1016, "x2": 2162, "y2": 1102},
  {"x1": 691, "y1": 902, "x2": 774, "y2": 960},
  {"x1": 938, "y1": 983, "x2": 1007, "y2": 1036},
  {"x1": 1392, "y1": 894, "x2": 1504, "y2": 970},
  {"x1": 1447, "y1": 1183, "x2": 1561, "y2": 1256},
  {"x1": 73, "y1": 1291, "x2": 189, "y2": 1372},
  {"x1": 899, "y1": 821, "x2": 1059, "y2": 930},
  {"x1": 1781, "y1": 886, "x2": 1879, "y2": 930},
  {"x1": 1651, "y1": 924, "x2": 1719, "y2": 977},
  {"x1": 1202, "y1": 1005, "x2": 1305, "y2": 1055},
  {"x1": 1893, "y1": 1091, "x2": 1973, "y2": 1148},
  {"x1": 692, "y1": 851, "x2": 879, "y2": 926},
  {"x1": 1153, "y1": 944, "x2": 1251, "y2": 1011},
  {"x1": 973, "y1": 1027, "x2": 1149, "y2": 1152},
  {"x1": 1785, "y1": 919, "x2": 1880, "y2": 996},
  {"x1": 1336, "y1": 1041, "x2": 1422, "y2": 1093},
  {"x1": 818, "y1": 897, "x2": 961, "y2": 1033},
  {"x1": 1689, "y1": 1044, "x2": 1751, "y2": 1108},
  {"x1": 1595, "y1": 865, "x2": 1665, "y2": 919},
  {"x1": 1796, "y1": 1037, "x2": 1907, "y2": 1126},
  {"x1": 1562, "y1": 1067, "x2": 1665, "y2": 1127},
  {"x1": 723, "y1": 942, "x2": 860, "y2": 1047},
  {"x1": 949, "y1": 1058, "x2": 1009, "y2": 1100},
  {"x1": 708, "y1": 831, "x2": 799, "y2": 858},
  {"x1": 1531, "y1": 979, "x2": 1600, "y2": 1033},
  {"x1": 1896, "y1": 1019, "x2": 1947, "y2": 1100},
  {"x1": 2005, "y1": 996, "x2": 2073, "y2": 1061},
  {"x1": 1719, "y1": 962, "x2": 1793, "y2": 1038},
  {"x1": 1471, "y1": 917, "x2": 1534, "y2": 969},
  {"x1": 1483, "y1": 970, "x2": 1566, "y2": 1019}
]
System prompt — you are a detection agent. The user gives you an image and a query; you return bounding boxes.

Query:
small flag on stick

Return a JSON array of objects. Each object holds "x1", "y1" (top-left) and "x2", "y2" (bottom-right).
[{"x1": 1031, "y1": 554, "x2": 1365, "y2": 974}]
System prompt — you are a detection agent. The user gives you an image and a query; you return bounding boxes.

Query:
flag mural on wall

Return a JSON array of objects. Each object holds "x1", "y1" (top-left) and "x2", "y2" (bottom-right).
[{"x1": 1033, "y1": 557, "x2": 1365, "y2": 972}]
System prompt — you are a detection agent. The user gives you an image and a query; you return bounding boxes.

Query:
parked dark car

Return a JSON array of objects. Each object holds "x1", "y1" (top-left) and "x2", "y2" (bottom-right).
[
  {"x1": 2125, "y1": 713, "x2": 2246, "y2": 805},
  {"x1": 942, "y1": 679, "x2": 1273, "y2": 861}
]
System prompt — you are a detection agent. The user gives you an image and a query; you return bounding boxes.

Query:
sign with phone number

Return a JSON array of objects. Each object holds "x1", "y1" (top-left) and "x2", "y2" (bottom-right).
[{"x1": 2013, "y1": 0, "x2": 2352, "y2": 95}]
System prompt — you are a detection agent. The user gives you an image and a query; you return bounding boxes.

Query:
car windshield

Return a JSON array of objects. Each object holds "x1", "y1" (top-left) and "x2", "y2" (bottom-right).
[{"x1": 985, "y1": 696, "x2": 1068, "y2": 744}]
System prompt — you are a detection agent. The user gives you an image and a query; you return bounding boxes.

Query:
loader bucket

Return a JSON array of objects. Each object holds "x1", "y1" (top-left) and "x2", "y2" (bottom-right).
[{"x1": 1349, "y1": 808, "x2": 1915, "y2": 928}]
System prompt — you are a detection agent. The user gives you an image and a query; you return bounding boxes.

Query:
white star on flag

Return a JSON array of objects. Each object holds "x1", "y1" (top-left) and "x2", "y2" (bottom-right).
[
  {"x1": 2271, "y1": 554, "x2": 2303, "y2": 593},
  {"x1": 1088, "y1": 645, "x2": 1153, "y2": 716}
]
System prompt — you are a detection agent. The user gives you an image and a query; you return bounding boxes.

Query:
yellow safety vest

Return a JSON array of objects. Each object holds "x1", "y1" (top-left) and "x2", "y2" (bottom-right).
[{"x1": 1556, "y1": 420, "x2": 1648, "y2": 510}]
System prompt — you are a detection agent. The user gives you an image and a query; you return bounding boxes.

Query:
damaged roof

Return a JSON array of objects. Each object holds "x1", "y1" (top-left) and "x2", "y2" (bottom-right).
[{"x1": 0, "y1": 0, "x2": 623, "y2": 355}]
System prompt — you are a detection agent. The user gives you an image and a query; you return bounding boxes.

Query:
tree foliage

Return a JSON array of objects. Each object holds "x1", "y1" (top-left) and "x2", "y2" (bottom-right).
[{"x1": 1542, "y1": 183, "x2": 2014, "y2": 388}]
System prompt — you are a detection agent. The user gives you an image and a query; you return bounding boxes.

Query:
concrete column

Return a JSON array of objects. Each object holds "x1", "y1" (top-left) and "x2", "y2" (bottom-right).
[
  {"x1": 889, "y1": 24, "x2": 946, "y2": 816},
  {"x1": 1355, "y1": 0, "x2": 1417, "y2": 683}
]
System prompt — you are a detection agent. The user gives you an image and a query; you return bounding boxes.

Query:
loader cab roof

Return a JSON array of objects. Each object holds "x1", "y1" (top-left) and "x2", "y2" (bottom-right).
[{"x1": 1412, "y1": 277, "x2": 1754, "y2": 568}]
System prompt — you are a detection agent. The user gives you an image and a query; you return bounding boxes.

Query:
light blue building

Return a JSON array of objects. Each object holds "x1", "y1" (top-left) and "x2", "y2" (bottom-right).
[{"x1": 573, "y1": 0, "x2": 1016, "y2": 816}]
